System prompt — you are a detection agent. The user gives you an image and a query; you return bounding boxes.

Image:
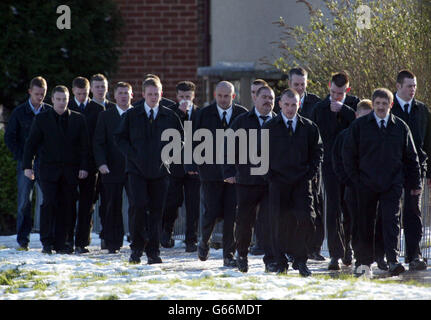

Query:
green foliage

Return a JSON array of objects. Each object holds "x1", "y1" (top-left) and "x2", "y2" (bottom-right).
[
  {"x1": 0, "y1": 0, "x2": 123, "y2": 108},
  {"x1": 270, "y1": 0, "x2": 431, "y2": 102},
  {"x1": 0, "y1": 129, "x2": 17, "y2": 234}
]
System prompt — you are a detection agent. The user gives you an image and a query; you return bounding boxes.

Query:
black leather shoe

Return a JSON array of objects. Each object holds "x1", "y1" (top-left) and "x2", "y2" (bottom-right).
[
  {"x1": 376, "y1": 257, "x2": 389, "y2": 271},
  {"x1": 75, "y1": 246, "x2": 90, "y2": 254},
  {"x1": 328, "y1": 258, "x2": 340, "y2": 270},
  {"x1": 409, "y1": 258, "x2": 427, "y2": 271},
  {"x1": 237, "y1": 256, "x2": 248, "y2": 273},
  {"x1": 108, "y1": 248, "x2": 120, "y2": 254},
  {"x1": 147, "y1": 255, "x2": 163, "y2": 265},
  {"x1": 250, "y1": 245, "x2": 264, "y2": 256},
  {"x1": 342, "y1": 255, "x2": 352, "y2": 266},
  {"x1": 198, "y1": 244, "x2": 209, "y2": 261},
  {"x1": 308, "y1": 252, "x2": 326, "y2": 261},
  {"x1": 42, "y1": 246, "x2": 53, "y2": 255},
  {"x1": 388, "y1": 262, "x2": 405, "y2": 276},
  {"x1": 265, "y1": 262, "x2": 279, "y2": 273},
  {"x1": 129, "y1": 251, "x2": 142, "y2": 264},
  {"x1": 185, "y1": 242, "x2": 197, "y2": 253},
  {"x1": 294, "y1": 262, "x2": 312, "y2": 277},
  {"x1": 160, "y1": 231, "x2": 175, "y2": 248},
  {"x1": 223, "y1": 256, "x2": 237, "y2": 268}
]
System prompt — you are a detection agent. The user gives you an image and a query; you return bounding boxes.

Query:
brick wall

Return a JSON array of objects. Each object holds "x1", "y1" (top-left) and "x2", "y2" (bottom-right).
[{"x1": 111, "y1": 0, "x2": 208, "y2": 105}]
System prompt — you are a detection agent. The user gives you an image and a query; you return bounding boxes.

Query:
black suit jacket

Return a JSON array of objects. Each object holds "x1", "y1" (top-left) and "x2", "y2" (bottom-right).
[
  {"x1": 4, "y1": 100, "x2": 52, "y2": 161},
  {"x1": 114, "y1": 104, "x2": 183, "y2": 179},
  {"x1": 274, "y1": 92, "x2": 321, "y2": 119},
  {"x1": 68, "y1": 98, "x2": 105, "y2": 172},
  {"x1": 94, "y1": 106, "x2": 130, "y2": 184},
  {"x1": 391, "y1": 95, "x2": 431, "y2": 178},
  {"x1": 263, "y1": 114, "x2": 323, "y2": 185},
  {"x1": 189, "y1": 102, "x2": 248, "y2": 182},
  {"x1": 92, "y1": 99, "x2": 116, "y2": 110},
  {"x1": 310, "y1": 95, "x2": 356, "y2": 166},
  {"x1": 342, "y1": 112, "x2": 421, "y2": 193},
  {"x1": 23, "y1": 108, "x2": 90, "y2": 184},
  {"x1": 222, "y1": 108, "x2": 277, "y2": 185}
]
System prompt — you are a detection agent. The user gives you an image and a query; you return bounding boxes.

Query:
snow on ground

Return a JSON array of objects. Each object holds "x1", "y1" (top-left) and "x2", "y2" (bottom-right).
[{"x1": 0, "y1": 233, "x2": 431, "y2": 300}]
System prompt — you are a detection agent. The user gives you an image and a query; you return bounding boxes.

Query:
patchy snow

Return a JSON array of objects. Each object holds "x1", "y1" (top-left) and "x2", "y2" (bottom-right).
[{"x1": 0, "y1": 233, "x2": 430, "y2": 300}]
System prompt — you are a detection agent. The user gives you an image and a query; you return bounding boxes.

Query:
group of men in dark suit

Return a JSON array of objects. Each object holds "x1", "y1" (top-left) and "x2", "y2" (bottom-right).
[{"x1": 4, "y1": 67, "x2": 429, "y2": 277}]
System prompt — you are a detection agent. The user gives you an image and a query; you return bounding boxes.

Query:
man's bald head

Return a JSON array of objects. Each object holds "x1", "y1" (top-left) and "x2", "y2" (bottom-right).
[{"x1": 214, "y1": 81, "x2": 236, "y2": 110}]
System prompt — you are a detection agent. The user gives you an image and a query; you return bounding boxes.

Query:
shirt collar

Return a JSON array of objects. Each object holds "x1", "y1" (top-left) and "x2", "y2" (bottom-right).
[
  {"x1": 373, "y1": 111, "x2": 390, "y2": 126},
  {"x1": 144, "y1": 102, "x2": 159, "y2": 118},
  {"x1": 395, "y1": 93, "x2": 413, "y2": 109},
  {"x1": 28, "y1": 99, "x2": 43, "y2": 114},
  {"x1": 116, "y1": 104, "x2": 132, "y2": 116},
  {"x1": 216, "y1": 104, "x2": 233, "y2": 118},
  {"x1": 74, "y1": 97, "x2": 89, "y2": 108},
  {"x1": 281, "y1": 112, "x2": 298, "y2": 130},
  {"x1": 255, "y1": 107, "x2": 272, "y2": 121}
]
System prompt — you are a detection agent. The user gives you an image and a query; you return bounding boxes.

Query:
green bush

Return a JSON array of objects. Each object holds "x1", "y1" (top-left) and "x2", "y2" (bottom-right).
[
  {"x1": 0, "y1": 129, "x2": 17, "y2": 234},
  {"x1": 269, "y1": 0, "x2": 431, "y2": 102},
  {"x1": 0, "y1": 0, "x2": 123, "y2": 109}
]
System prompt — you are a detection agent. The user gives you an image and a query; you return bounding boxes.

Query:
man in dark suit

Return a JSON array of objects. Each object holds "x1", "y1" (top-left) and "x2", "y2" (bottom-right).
[
  {"x1": 263, "y1": 88, "x2": 323, "y2": 277},
  {"x1": 89, "y1": 73, "x2": 116, "y2": 249},
  {"x1": 4, "y1": 76, "x2": 52, "y2": 250},
  {"x1": 223, "y1": 85, "x2": 276, "y2": 273},
  {"x1": 274, "y1": 67, "x2": 325, "y2": 261},
  {"x1": 22, "y1": 85, "x2": 89, "y2": 254},
  {"x1": 114, "y1": 77, "x2": 183, "y2": 264},
  {"x1": 391, "y1": 70, "x2": 430, "y2": 270},
  {"x1": 67, "y1": 76, "x2": 105, "y2": 254},
  {"x1": 310, "y1": 72, "x2": 358, "y2": 270},
  {"x1": 93, "y1": 82, "x2": 134, "y2": 253},
  {"x1": 192, "y1": 81, "x2": 247, "y2": 267},
  {"x1": 132, "y1": 74, "x2": 175, "y2": 108},
  {"x1": 343, "y1": 88, "x2": 421, "y2": 276},
  {"x1": 161, "y1": 81, "x2": 201, "y2": 252},
  {"x1": 332, "y1": 99, "x2": 388, "y2": 271}
]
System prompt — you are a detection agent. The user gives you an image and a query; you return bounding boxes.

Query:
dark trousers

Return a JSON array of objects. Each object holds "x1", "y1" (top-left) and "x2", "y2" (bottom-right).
[
  {"x1": 200, "y1": 181, "x2": 236, "y2": 258},
  {"x1": 269, "y1": 179, "x2": 315, "y2": 265},
  {"x1": 162, "y1": 175, "x2": 200, "y2": 244},
  {"x1": 68, "y1": 172, "x2": 98, "y2": 247},
  {"x1": 235, "y1": 184, "x2": 272, "y2": 265},
  {"x1": 356, "y1": 184, "x2": 403, "y2": 265},
  {"x1": 128, "y1": 174, "x2": 168, "y2": 257},
  {"x1": 322, "y1": 164, "x2": 345, "y2": 259},
  {"x1": 402, "y1": 187, "x2": 424, "y2": 262},
  {"x1": 340, "y1": 185, "x2": 352, "y2": 258},
  {"x1": 103, "y1": 182, "x2": 132, "y2": 250},
  {"x1": 97, "y1": 177, "x2": 107, "y2": 240},
  {"x1": 308, "y1": 173, "x2": 325, "y2": 254},
  {"x1": 39, "y1": 176, "x2": 78, "y2": 250},
  {"x1": 345, "y1": 186, "x2": 385, "y2": 262}
]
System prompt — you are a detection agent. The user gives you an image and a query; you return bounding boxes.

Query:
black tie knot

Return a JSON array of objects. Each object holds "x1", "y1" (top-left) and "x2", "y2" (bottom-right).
[
  {"x1": 221, "y1": 111, "x2": 228, "y2": 128},
  {"x1": 79, "y1": 103, "x2": 85, "y2": 111},
  {"x1": 404, "y1": 103, "x2": 410, "y2": 113},
  {"x1": 259, "y1": 115, "x2": 269, "y2": 124},
  {"x1": 380, "y1": 119, "x2": 386, "y2": 130},
  {"x1": 287, "y1": 119, "x2": 293, "y2": 135},
  {"x1": 149, "y1": 109, "x2": 154, "y2": 123}
]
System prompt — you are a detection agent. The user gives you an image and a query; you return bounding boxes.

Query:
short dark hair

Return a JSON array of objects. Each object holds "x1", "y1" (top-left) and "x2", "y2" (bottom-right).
[
  {"x1": 256, "y1": 85, "x2": 273, "y2": 97},
  {"x1": 252, "y1": 79, "x2": 268, "y2": 86},
  {"x1": 114, "y1": 82, "x2": 132, "y2": 92},
  {"x1": 51, "y1": 85, "x2": 69, "y2": 97},
  {"x1": 372, "y1": 88, "x2": 393, "y2": 104},
  {"x1": 280, "y1": 88, "x2": 300, "y2": 100},
  {"x1": 90, "y1": 73, "x2": 108, "y2": 84},
  {"x1": 176, "y1": 81, "x2": 196, "y2": 92},
  {"x1": 72, "y1": 76, "x2": 90, "y2": 89},
  {"x1": 357, "y1": 99, "x2": 373, "y2": 112},
  {"x1": 396, "y1": 69, "x2": 416, "y2": 85},
  {"x1": 289, "y1": 67, "x2": 308, "y2": 79},
  {"x1": 142, "y1": 77, "x2": 162, "y2": 93},
  {"x1": 29, "y1": 76, "x2": 47, "y2": 89},
  {"x1": 331, "y1": 72, "x2": 349, "y2": 88},
  {"x1": 144, "y1": 74, "x2": 160, "y2": 81}
]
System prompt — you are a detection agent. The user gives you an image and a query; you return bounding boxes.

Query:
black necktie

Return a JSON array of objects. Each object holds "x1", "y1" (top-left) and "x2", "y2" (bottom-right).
[
  {"x1": 79, "y1": 103, "x2": 85, "y2": 112},
  {"x1": 259, "y1": 115, "x2": 269, "y2": 126},
  {"x1": 380, "y1": 119, "x2": 386, "y2": 133},
  {"x1": 149, "y1": 109, "x2": 154, "y2": 123},
  {"x1": 403, "y1": 103, "x2": 410, "y2": 121},
  {"x1": 287, "y1": 120, "x2": 293, "y2": 136},
  {"x1": 221, "y1": 111, "x2": 228, "y2": 128}
]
